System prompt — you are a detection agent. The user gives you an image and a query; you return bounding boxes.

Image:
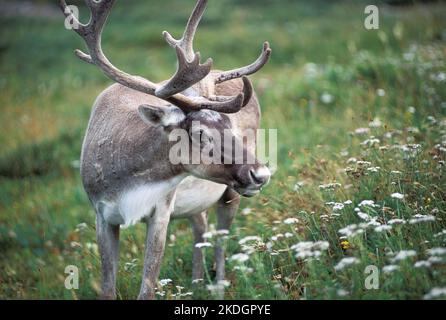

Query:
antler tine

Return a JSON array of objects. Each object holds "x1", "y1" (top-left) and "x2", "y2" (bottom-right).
[
  {"x1": 156, "y1": 0, "x2": 212, "y2": 98},
  {"x1": 163, "y1": 0, "x2": 208, "y2": 61},
  {"x1": 171, "y1": 76, "x2": 253, "y2": 113},
  {"x1": 60, "y1": 0, "x2": 85, "y2": 34},
  {"x1": 61, "y1": 0, "x2": 160, "y2": 96},
  {"x1": 214, "y1": 41, "x2": 272, "y2": 84},
  {"x1": 155, "y1": 43, "x2": 213, "y2": 99}
]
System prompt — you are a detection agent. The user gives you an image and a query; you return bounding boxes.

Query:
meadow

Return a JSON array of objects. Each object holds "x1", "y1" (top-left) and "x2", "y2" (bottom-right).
[{"x1": 0, "y1": 0, "x2": 445, "y2": 299}]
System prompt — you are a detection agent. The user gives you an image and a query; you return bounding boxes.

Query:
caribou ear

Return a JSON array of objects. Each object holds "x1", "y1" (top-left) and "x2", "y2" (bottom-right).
[{"x1": 138, "y1": 104, "x2": 185, "y2": 128}]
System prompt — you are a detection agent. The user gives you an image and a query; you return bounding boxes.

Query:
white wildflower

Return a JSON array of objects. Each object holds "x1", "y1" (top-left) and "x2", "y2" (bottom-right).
[
  {"x1": 369, "y1": 118, "x2": 382, "y2": 128},
  {"x1": 337, "y1": 289, "x2": 349, "y2": 297},
  {"x1": 367, "y1": 219, "x2": 381, "y2": 227},
  {"x1": 240, "y1": 245, "x2": 256, "y2": 255},
  {"x1": 75, "y1": 222, "x2": 88, "y2": 232},
  {"x1": 293, "y1": 181, "x2": 305, "y2": 191},
  {"x1": 195, "y1": 242, "x2": 213, "y2": 249},
  {"x1": 376, "y1": 88, "x2": 386, "y2": 97},
  {"x1": 202, "y1": 232, "x2": 213, "y2": 239},
  {"x1": 357, "y1": 211, "x2": 371, "y2": 221},
  {"x1": 207, "y1": 280, "x2": 230, "y2": 294},
  {"x1": 85, "y1": 242, "x2": 98, "y2": 253},
  {"x1": 414, "y1": 260, "x2": 431, "y2": 268},
  {"x1": 354, "y1": 128, "x2": 370, "y2": 135},
  {"x1": 283, "y1": 217, "x2": 299, "y2": 225},
  {"x1": 407, "y1": 127, "x2": 419, "y2": 134},
  {"x1": 428, "y1": 256, "x2": 444, "y2": 264},
  {"x1": 432, "y1": 72, "x2": 446, "y2": 82},
  {"x1": 241, "y1": 208, "x2": 252, "y2": 215},
  {"x1": 426, "y1": 247, "x2": 446, "y2": 256},
  {"x1": 192, "y1": 279, "x2": 203, "y2": 284},
  {"x1": 338, "y1": 224, "x2": 365, "y2": 237},
  {"x1": 239, "y1": 236, "x2": 262, "y2": 245},
  {"x1": 347, "y1": 157, "x2": 357, "y2": 164},
  {"x1": 361, "y1": 137, "x2": 380, "y2": 147},
  {"x1": 229, "y1": 253, "x2": 250, "y2": 263},
  {"x1": 181, "y1": 292, "x2": 193, "y2": 297},
  {"x1": 391, "y1": 250, "x2": 417, "y2": 263},
  {"x1": 423, "y1": 287, "x2": 446, "y2": 300},
  {"x1": 434, "y1": 230, "x2": 446, "y2": 238},
  {"x1": 218, "y1": 280, "x2": 230, "y2": 287},
  {"x1": 321, "y1": 92, "x2": 334, "y2": 104},
  {"x1": 358, "y1": 200, "x2": 377, "y2": 207},
  {"x1": 336, "y1": 289, "x2": 350, "y2": 297},
  {"x1": 327, "y1": 202, "x2": 344, "y2": 210},
  {"x1": 291, "y1": 241, "x2": 329, "y2": 260},
  {"x1": 391, "y1": 193, "x2": 404, "y2": 200},
  {"x1": 374, "y1": 225, "x2": 392, "y2": 233},
  {"x1": 383, "y1": 265, "x2": 399, "y2": 273},
  {"x1": 356, "y1": 160, "x2": 372, "y2": 166},
  {"x1": 233, "y1": 265, "x2": 254, "y2": 273},
  {"x1": 159, "y1": 279, "x2": 173, "y2": 286},
  {"x1": 216, "y1": 229, "x2": 230, "y2": 236},
  {"x1": 319, "y1": 183, "x2": 342, "y2": 190},
  {"x1": 400, "y1": 144, "x2": 422, "y2": 158},
  {"x1": 70, "y1": 241, "x2": 82, "y2": 248},
  {"x1": 409, "y1": 214, "x2": 436, "y2": 224},
  {"x1": 303, "y1": 62, "x2": 319, "y2": 78},
  {"x1": 388, "y1": 219, "x2": 406, "y2": 225},
  {"x1": 271, "y1": 234, "x2": 283, "y2": 241},
  {"x1": 334, "y1": 257, "x2": 360, "y2": 271},
  {"x1": 427, "y1": 116, "x2": 436, "y2": 124}
]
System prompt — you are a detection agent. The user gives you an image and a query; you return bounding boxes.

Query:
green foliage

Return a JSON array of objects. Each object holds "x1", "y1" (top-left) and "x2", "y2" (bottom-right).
[
  {"x1": 0, "y1": 0, "x2": 445, "y2": 299},
  {"x1": 0, "y1": 130, "x2": 81, "y2": 178}
]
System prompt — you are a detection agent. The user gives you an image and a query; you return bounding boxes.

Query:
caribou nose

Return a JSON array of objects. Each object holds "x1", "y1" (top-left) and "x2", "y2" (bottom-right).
[{"x1": 249, "y1": 166, "x2": 271, "y2": 187}]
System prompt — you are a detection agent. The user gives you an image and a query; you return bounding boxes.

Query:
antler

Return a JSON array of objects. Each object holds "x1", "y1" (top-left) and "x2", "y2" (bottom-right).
[
  {"x1": 156, "y1": 0, "x2": 213, "y2": 98},
  {"x1": 162, "y1": 0, "x2": 207, "y2": 61},
  {"x1": 60, "y1": 0, "x2": 267, "y2": 113},
  {"x1": 214, "y1": 42, "x2": 272, "y2": 84}
]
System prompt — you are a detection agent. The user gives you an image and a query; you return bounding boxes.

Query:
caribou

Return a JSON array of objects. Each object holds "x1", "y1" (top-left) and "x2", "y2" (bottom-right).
[{"x1": 60, "y1": 0, "x2": 272, "y2": 299}]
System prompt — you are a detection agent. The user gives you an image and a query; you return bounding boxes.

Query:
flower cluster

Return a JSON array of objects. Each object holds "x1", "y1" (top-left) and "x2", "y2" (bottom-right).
[{"x1": 291, "y1": 241, "x2": 329, "y2": 260}]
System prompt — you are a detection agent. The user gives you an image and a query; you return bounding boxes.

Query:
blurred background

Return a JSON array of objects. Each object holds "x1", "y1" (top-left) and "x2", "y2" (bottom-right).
[{"x1": 0, "y1": 0, "x2": 445, "y2": 299}]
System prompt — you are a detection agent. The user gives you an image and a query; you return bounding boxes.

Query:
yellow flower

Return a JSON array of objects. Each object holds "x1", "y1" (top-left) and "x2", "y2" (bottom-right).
[{"x1": 340, "y1": 240, "x2": 351, "y2": 250}]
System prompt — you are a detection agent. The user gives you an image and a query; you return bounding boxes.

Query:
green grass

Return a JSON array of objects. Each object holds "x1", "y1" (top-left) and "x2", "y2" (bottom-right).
[{"x1": 0, "y1": 0, "x2": 445, "y2": 299}]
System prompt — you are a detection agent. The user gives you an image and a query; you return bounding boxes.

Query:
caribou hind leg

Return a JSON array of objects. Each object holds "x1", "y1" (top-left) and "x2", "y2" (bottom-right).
[
  {"x1": 96, "y1": 206, "x2": 120, "y2": 300},
  {"x1": 189, "y1": 211, "x2": 208, "y2": 282},
  {"x1": 215, "y1": 188, "x2": 240, "y2": 281}
]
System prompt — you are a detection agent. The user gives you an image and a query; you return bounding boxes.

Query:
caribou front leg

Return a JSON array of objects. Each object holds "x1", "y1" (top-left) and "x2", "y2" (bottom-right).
[
  {"x1": 215, "y1": 188, "x2": 240, "y2": 281},
  {"x1": 189, "y1": 211, "x2": 208, "y2": 282},
  {"x1": 96, "y1": 207, "x2": 120, "y2": 300},
  {"x1": 138, "y1": 195, "x2": 174, "y2": 300}
]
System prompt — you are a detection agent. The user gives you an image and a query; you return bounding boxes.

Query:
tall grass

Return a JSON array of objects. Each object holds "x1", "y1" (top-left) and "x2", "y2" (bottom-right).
[{"x1": 0, "y1": 0, "x2": 445, "y2": 299}]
